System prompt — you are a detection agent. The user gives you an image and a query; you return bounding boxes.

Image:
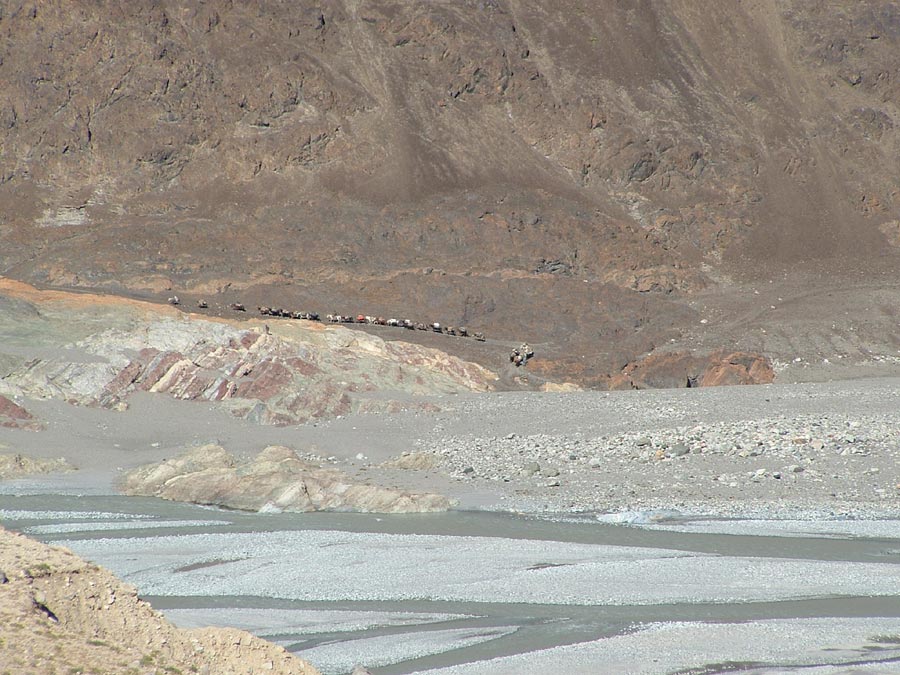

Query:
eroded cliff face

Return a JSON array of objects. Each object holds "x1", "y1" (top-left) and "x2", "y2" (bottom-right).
[
  {"x1": 2, "y1": 2, "x2": 899, "y2": 383},
  {"x1": 0, "y1": 279, "x2": 496, "y2": 426}
]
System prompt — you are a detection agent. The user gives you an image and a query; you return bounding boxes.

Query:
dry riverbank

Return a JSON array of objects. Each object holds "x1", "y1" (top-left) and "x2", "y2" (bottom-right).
[{"x1": 3, "y1": 377, "x2": 900, "y2": 521}]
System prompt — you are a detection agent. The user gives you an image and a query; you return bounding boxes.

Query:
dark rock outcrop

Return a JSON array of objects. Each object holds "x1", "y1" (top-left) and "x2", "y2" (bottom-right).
[
  {"x1": 0, "y1": 394, "x2": 42, "y2": 431},
  {"x1": 609, "y1": 351, "x2": 775, "y2": 390}
]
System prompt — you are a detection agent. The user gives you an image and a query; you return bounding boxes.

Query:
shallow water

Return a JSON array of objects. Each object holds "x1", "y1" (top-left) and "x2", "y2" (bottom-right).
[{"x1": 2, "y1": 494, "x2": 899, "y2": 674}]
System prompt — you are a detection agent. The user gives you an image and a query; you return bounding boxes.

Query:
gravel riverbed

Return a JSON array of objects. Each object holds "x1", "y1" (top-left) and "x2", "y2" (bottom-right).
[
  {"x1": 3, "y1": 374, "x2": 900, "y2": 521},
  {"x1": 397, "y1": 378, "x2": 900, "y2": 518}
]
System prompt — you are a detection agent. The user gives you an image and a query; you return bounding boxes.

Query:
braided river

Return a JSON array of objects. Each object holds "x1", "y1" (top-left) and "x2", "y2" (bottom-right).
[{"x1": 2, "y1": 490, "x2": 899, "y2": 674}]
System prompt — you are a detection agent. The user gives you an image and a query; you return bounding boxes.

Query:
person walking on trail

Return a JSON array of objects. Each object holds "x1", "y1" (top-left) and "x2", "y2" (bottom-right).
[
  {"x1": 518, "y1": 343, "x2": 533, "y2": 366},
  {"x1": 509, "y1": 343, "x2": 534, "y2": 367}
]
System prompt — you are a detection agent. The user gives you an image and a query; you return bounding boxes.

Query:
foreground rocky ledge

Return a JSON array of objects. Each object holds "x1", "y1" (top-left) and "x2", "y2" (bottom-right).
[
  {"x1": 0, "y1": 526, "x2": 320, "y2": 675},
  {"x1": 122, "y1": 444, "x2": 454, "y2": 513}
]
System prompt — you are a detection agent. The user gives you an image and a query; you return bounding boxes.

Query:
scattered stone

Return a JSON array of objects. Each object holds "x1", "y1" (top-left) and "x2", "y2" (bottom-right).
[
  {"x1": 412, "y1": 392, "x2": 900, "y2": 516},
  {"x1": 668, "y1": 443, "x2": 690, "y2": 458},
  {"x1": 522, "y1": 462, "x2": 541, "y2": 476}
]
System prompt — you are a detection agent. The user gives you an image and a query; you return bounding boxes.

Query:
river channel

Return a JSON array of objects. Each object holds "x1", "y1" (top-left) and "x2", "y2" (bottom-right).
[{"x1": 3, "y1": 490, "x2": 900, "y2": 674}]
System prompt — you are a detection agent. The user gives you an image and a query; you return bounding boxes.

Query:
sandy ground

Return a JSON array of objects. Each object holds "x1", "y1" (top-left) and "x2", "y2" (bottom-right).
[{"x1": 2, "y1": 375, "x2": 900, "y2": 520}]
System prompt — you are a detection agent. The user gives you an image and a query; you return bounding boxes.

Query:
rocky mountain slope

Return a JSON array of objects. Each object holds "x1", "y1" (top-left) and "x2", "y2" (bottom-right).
[{"x1": 2, "y1": 1, "x2": 900, "y2": 384}]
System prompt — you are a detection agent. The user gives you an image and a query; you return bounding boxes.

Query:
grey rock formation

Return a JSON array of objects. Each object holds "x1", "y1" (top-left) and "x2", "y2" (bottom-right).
[{"x1": 122, "y1": 444, "x2": 455, "y2": 514}]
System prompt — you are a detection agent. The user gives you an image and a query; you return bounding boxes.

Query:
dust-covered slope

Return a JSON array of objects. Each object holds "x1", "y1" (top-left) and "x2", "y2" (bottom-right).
[{"x1": 2, "y1": 1, "x2": 899, "y2": 384}]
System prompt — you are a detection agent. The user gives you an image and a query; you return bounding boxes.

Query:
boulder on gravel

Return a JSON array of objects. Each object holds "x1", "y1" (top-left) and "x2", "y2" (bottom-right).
[
  {"x1": 122, "y1": 444, "x2": 455, "y2": 513},
  {"x1": 0, "y1": 453, "x2": 74, "y2": 479},
  {"x1": 380, "y1": 451, "x2": 442, "y2": 471}
]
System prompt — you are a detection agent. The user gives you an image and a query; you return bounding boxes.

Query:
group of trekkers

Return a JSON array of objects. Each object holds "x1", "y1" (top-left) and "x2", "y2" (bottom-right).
[
  {"x1": 255, "y1": 305, "x2": 487, "y2": 341},
  {"x1": 509, "y1": 343, "x2": 534, "y2": 367},
  {"x1": 172, "y1": 295, "x2": 516, "y2": 353}
]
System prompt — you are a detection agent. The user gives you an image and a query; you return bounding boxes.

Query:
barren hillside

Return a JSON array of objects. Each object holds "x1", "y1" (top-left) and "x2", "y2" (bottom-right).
[{"x1": 2, "y1": 1, "x2": 899, "y2": 385}]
